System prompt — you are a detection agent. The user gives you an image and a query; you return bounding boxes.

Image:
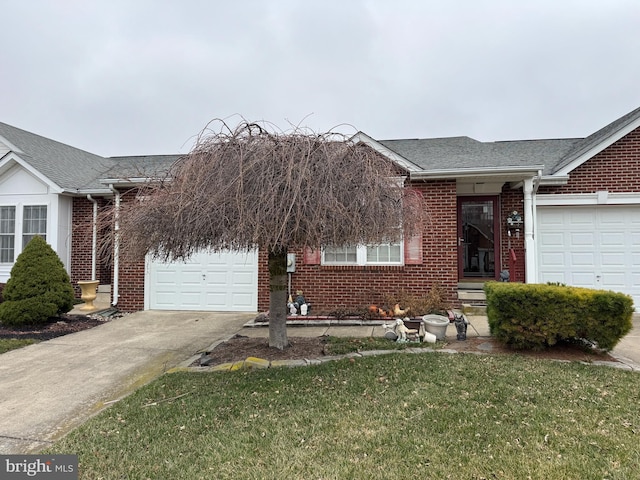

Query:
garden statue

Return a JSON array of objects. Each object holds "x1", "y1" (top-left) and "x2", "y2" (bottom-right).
[
  {"x1": 393, "y1": 318, "x2": 418, "y2": 343},
  {"x1": 454, "y1": 313, "x2": 468, "y2": 341},
  {"x1": 287, "y1": 290, "x2": 311, "y2": 316}
]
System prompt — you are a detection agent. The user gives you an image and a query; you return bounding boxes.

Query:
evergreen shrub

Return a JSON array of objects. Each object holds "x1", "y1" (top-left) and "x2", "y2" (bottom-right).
[
  {"x1": 484, "y1": 281, "x2": 633, "y2": 351},
  {"x1": 0, "y1": 236, "x2": 75, "y2": 326}
]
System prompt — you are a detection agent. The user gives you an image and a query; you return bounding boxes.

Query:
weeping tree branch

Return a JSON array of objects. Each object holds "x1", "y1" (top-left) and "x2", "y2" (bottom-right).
[{"x1": 99, "y1": 120, "x2": 426, "y2": 349}]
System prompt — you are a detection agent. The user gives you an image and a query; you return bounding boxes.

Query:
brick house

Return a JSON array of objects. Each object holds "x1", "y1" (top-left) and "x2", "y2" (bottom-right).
[{"x1": 1, "y1": 106, "x2": 638, "y2": 313}]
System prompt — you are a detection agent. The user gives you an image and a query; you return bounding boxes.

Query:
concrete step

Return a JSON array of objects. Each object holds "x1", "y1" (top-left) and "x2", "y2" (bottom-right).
[
  {"x1": 457, "y1": 289, "x2": 486, "y2": 302},
  {"x1": 462, "y1": 304, "x2": 487, "y2": 316}
]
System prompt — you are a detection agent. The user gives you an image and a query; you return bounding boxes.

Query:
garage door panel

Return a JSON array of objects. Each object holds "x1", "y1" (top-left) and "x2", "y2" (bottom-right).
[
  {"x1": 600, "y1": 232, "x2": 625, "y2": 246},
  {"x1": 539, "y1": 231, "x2": 564, "y2": 247},
  {"x1": 569, "y1": 272, "x2": 598, "y2": 286},
  {"x1": 539, "y1": 252, "x2": 565, "y2": 267},
  {"x1": 570, "y1": 252, "x2": 594, "y2": 265},
  {"x1": 568, "y1": 210, "x2": 594, "y2": 224},
  {"x1": 600, "y1": 252, "x2": 625, "y2": 266},
  {"x1": 148, "y1": 249, "x2": 258, "y2": 311},
  {"x1": 570, "y1": 232, "x2": 593, "y2": 245},
  {"x1": 537, "y1": 205, "x2": 639, "y2": 310}
]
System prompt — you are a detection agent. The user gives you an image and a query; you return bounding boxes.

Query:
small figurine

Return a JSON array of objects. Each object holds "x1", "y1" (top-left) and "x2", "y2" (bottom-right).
[
  {"x1": 454, "y1": 313, "x2": 468, "y2": 341},
  {"x1": 393, "y1": 318, "x2": 418, "y2": 343},
  {"x1": 287, "y1": 290, "x2": 311, "y2": 316}
]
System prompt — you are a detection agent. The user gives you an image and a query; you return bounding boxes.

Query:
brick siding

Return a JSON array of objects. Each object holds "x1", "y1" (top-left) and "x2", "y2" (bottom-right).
[
  {"x1": 539, "y1": 127, "x2": 640, "y2": 195},
  {"x1": 257, "y1": 180, "x2": 460, "y2": 313},
  {"x1": 59, "y1": 127, "x2": 640, "y2": 314}
]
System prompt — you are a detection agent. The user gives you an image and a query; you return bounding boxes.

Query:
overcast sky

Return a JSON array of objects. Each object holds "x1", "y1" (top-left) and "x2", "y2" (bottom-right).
[{"x1": 2, "y1": 0, "x2": 640, "y2": 157}]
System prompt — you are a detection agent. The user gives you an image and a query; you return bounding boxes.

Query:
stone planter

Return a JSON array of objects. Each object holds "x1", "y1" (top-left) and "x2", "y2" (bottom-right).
[
  {"x1": 77, "y1": 280, "x2": 100, "y2": 310},
  {"x1": 422, "y1": 314, "x2": 450, "y2": 341}
]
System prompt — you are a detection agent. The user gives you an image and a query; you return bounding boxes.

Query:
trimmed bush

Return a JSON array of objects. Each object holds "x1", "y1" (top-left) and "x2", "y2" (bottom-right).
[
  {"x1": 0, "y1": 236, "x2": 75, "y2": 326},
  {"x1": 485, "y1": 281, "x2": 633, "y2": 351}
]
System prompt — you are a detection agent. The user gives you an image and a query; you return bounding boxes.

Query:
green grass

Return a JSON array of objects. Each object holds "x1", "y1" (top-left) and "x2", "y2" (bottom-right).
[
  {"x1": 48, "y1": 353, "x2": 640, "y2": 479},
  {"x1": 0, "y1": 338, "x2": 38, "y2": 354}
]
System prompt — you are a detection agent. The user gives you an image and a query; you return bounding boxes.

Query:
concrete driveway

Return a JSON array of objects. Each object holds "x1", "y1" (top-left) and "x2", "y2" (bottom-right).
[{"x1": 0, "y1": 310, "x2": 254, "y2": 454}]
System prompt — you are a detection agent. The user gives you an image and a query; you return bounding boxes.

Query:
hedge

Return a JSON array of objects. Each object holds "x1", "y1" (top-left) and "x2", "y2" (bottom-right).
[{"x1": 484, "y1": 281, "x2": 633, "y2": 351}]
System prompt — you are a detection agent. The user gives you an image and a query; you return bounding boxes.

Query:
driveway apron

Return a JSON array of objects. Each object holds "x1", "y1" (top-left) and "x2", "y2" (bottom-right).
[{"x1": 0, "y1": 310, "x2": 253, "y2": 454}]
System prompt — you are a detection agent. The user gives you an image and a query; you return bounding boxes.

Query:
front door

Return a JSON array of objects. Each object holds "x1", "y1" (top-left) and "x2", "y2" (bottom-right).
[{"x1": 458, "y1": 197, "x2": 500, "y2": 280}]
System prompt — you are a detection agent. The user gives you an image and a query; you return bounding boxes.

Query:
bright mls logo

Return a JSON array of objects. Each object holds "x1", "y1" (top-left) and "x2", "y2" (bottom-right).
[{"x1": 1, "y1": 455, "x2": 78, "y2": 479}]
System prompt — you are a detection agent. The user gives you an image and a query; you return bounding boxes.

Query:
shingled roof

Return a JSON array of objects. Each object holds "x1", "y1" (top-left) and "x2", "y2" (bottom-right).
[
  {"x1": 0, "y1": 122, "x2": 180, "y2": 193},
  {"x1": 379, "y1": 136, "x2": 581, "y2": 175}
]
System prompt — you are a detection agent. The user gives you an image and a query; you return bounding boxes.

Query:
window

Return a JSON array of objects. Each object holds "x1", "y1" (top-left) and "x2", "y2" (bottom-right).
[
  {"x1": 22, "y1": 205, "x2": 47, "y2": 247},
  {"x1": 323, "y1": 241, "x2": 403, "y2": 266},
  {"x1": 0, "y1": 205, "x2": 47, "y2": 263},
  {"x1": 367, "y1": 242, "x2": 402, "y2": 263},
  {"x1": 0, "y1": 206, "x2": 16, "y2": 263}
]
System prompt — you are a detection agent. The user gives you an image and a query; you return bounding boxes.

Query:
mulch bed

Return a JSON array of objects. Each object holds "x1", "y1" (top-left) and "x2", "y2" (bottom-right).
[
  {"x1": 196, "y1": 333, "x2": 620, "y2": 366},
  {"x1": 0, "y1": 314, "x2": 110, "y2": 341}
]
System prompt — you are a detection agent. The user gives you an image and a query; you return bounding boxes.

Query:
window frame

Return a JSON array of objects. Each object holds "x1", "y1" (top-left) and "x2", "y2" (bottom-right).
[
  {"x1": 322, "y1": 240, "x2": 404, "y2": 266},
  {"x1": 0, "y1": 203, "x2": 48, "y2": 263},
  {"x1": 22, "y1": 204, "x2": 48, "y2": 248},
  {"x1": 0, "y1": 206, "x2": 16, "y2": 263}
]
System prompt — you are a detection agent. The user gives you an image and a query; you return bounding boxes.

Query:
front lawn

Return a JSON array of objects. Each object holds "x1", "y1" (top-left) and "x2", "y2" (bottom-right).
[
  {"x1": 0, "y1": 338, "x2": 38, "y2": 354},
  {"x1": 48, "y1": 352, "x2": 640, "y2": 479}
]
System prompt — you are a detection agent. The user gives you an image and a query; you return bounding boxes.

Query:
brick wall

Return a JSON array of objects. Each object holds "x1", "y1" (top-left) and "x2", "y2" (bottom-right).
[
  {"x1": 499, "y1": 186, "x2": 526, "y2": 282},
  {"x1": 116, "y1": 259, "x2": 146, "y2": 311},
  {"x1": 257, "y1": 180, "x2": 459, "y2": 313},
  {"x1": 70, "y1": 196, "x2": 112, "y2": 298},
  {"x1": 539, "y1": 127, "x2": 640, "y2": 195}
]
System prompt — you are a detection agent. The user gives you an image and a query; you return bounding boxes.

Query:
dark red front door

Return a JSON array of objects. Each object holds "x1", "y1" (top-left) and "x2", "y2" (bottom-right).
[{"x1": 457, "y1": 197, "x2": 500, "y2": 281}]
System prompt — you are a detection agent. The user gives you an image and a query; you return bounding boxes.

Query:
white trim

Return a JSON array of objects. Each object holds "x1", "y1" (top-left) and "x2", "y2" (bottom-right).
[
  {"x1": 322, "y1": 242, "x2": 404, "y2": 267},
  {"x1": 411, "y1": 165, "x2": 544, "y2": 181},
  {"x1": 0, "y1": 135, "x2": 23, "y2": 154},
  {"x1": 536, "y1": 192, "x2": 640, "y2": 206},
  {"x1": 349, "y1": 132, "x2": 422, "y2": 173},
  {"x1": 0, "y1": 152, "x2": 63, "y2": 194},
  {"x1": 554, "y1": 116, "x2": 640, "y2": 176},
  {"x1": 538, "y1": 175, "x2": 569, "y2": 186}
]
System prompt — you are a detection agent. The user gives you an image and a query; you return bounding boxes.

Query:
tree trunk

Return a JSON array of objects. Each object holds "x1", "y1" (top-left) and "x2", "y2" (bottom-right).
[{"x1": 268, "y1": 247, "x2": 289, "y2": 350}]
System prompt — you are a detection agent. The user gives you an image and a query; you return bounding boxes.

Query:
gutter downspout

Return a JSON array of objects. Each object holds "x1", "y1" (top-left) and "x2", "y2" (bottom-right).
[
  {"x1": 524, "y1": 172, "x2": 542, "y2": 284},
  {"x1": 86, "y1": 195, "x2": 98, "y2": 281},
  {"x1": 527, "y1": 169, "x2": 543, "y2": 284},
  {"x1": 109, "y1": 184, "x2": 120, "y2": 306}
]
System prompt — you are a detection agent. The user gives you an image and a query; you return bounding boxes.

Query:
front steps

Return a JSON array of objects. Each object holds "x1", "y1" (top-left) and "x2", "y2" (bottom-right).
[{"x1": 458, "y1": 284, "x2": 487, "y2": 315}]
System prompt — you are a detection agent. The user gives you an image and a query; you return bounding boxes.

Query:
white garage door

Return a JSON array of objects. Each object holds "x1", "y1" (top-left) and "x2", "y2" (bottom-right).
[
  {"x1": 537, "y1": 205, "x2": 640, "y2": 309},
  {"x1": 147, "y1": 250, "x2": 258, "y2": 311}
]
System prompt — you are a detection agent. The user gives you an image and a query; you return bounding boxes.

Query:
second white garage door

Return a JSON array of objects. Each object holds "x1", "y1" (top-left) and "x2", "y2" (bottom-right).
[
  {"x1": 537, "y1": 205, "x2": 640, "y2": 309},
  {"x1": 146, "y1": 249, "x2": 258, "y2": 311}
]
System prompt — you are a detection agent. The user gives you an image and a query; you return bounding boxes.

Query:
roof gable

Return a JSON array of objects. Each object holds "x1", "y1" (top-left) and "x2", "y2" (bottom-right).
[
  {"x1": 553, "y1": 105, "x2": 640, "y2": 176},
  {"x1": 0, "y1": 122, "x2": 114, "y2": 191}
]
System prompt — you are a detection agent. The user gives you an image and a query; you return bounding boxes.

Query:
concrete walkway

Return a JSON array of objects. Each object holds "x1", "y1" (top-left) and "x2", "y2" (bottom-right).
[{"x1": 1, "y1": 308, "x2": 638, "y2": 454}]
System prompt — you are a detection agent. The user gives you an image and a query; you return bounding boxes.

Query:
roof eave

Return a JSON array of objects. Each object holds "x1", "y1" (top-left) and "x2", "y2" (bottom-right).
[
  {"x1": 350, "y1": 131, "x2": 422, "y2": 172},
  {"x1": 410, "y1": 165, "x2": 544, "y2": 181},
  {"x1": 99, "y1": 177, "x2": 164, "y2": 188},
  {"x1": 539, "y1": 175, "x2": 570, "y2": 186}
]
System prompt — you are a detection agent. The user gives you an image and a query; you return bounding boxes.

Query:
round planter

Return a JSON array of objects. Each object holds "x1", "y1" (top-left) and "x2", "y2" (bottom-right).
[{"x1": 422, "y1": 314, "x2": 449, "y2": 341}]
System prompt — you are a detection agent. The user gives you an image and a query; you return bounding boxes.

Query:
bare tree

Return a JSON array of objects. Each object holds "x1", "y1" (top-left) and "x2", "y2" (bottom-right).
[{"x1": 109, "y1": 120, "x2": 425, "y2": 349}]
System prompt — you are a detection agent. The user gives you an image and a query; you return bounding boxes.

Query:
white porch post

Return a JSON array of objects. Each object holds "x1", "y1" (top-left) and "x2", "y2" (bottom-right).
[{"x1": 523, "y1": 177, "x2": 536, "y2": 283}]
